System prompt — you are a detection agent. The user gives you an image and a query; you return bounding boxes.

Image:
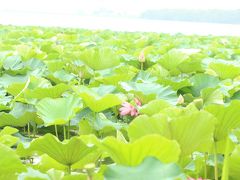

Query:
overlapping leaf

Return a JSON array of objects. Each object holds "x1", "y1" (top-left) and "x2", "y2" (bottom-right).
[
  {"x1": 101, "y1": 134, "x2": 181, "y2": 166},
  {"x1": 36, "y1": 95, "x2": 81, "y2": 126}
]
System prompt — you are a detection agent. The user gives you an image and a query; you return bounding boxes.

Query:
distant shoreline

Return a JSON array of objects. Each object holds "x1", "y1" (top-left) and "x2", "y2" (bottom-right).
[{"x1": 1, "y1": 12, "x2": 240, "y2": 36}]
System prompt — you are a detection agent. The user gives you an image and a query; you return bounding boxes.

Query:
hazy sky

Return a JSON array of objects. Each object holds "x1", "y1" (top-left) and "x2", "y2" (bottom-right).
[
  {"x1": 1, "y1": 0, "x2": 240, "y2": 15},
  {"x1": 1, "y1": 0, "x2": 240, "y2": 35}
]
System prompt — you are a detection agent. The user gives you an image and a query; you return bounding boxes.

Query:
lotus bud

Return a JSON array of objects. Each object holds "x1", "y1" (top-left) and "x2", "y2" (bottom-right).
[
  {"x1": 138, "y1": 51, "x2": 145, "y2": 63},
  {"x1": 177, "y1": 94, "x2": 184, "y2": 105},
  {"x1": 79, "y1": 71, "x2": 84, "y2": 79},
  {"x1": 134, "y1": 98, "x2": 142, "y2": 106},
  {"x1": 193, "y1": 98, "x2": 203, "y2": 110}
]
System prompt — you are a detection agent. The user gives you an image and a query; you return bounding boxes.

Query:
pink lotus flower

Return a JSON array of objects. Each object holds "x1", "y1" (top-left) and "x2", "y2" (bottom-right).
[
  {"x1": 119, "y1": 98, "x2": 142, "y2": 117},
  {"x1": 134, "y1": 98, "x2": 142, "y2": 106},
  {"x1": 187, "y1": 178, "x2": 204, "y2": 180}
]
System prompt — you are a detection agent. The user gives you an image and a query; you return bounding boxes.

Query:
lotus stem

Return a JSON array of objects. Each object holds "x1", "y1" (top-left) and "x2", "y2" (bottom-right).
[
  {"x1": 222, "y1": 137, "x2": 230, "y2": 180},
  {"x1": 140, "y1": 62, "x2": 143, "y2": 70},
  {"x1": 33, "y1": 124, "x2": 37, "y2": 138},
  {"x1": 63, "y1": 126, "x2": 66, "y2": 140},
  {"x1": 214, "y1": 141, "x2": 218, "y2": 180},
  {"x1": 27, "y1": 123, "x2": 31, "y2": 138},
  {"x1": 204, "y1": 153, "x2": 208, "y2": 179},
  {"x1": 55, "y1": 125, "x2": 58, "y2": 138},
  {"x1": 68, "y1": 165, "x2": 71, "y2": 174},
  {"x1": 87, "y1": 172, "x2": 93, "y2": 180},
  {"x1": 68, "y1": 120, "x2": 71, "y2": 139}
]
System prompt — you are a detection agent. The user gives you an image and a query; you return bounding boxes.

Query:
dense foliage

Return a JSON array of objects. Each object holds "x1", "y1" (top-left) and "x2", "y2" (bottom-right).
[{"x1": 0, "y1": 25, "x2": 240, "y2": 179}]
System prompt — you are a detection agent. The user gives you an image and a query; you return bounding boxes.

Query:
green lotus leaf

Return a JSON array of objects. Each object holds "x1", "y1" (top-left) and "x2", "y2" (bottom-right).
[
  {"x1": 104, "y1": 157, "x2": 186, "y2": 180},
  {"x1": 158, "y1": 76, "x2": 191, "y2": 91},
  {"x1": 0, "y1": 102, "x2": 40, "y2": 127},
  {"x1": 189, "y1": 73, "x2": 220, "y2": 96},
  {"x1": 16, "y1": 44, "x2": 46, "y2": 60},
  {"x1": 120, "y1": 82, "x2": 177, "y2": 104},
  {"x1": 128, "y1": 114, "x2": 171, "y2": 141},
  {"x1": 25, "y1": 83, "x2": 70, "y2": 99},
  {"x1": 229, "y1": 145, "x2": 240, "y2": 179},
  {"x1": 132, "y1": 71, "x2": 157, "y2": 83},
  {"x1": 45, "y1": 60, "x2": 65, "y2": 72},
  {"x1": 36, "y1": 147, "x2": 101, "y2": 172},
  {"x1": 36, "y1": 154, "x2": 66, "y2": 172},
  {"x1": 2, "y1": 55, "x2": 27, "y2": 75},
  {"x1": 16, "y1": 141, "x2": 36, "y2": 157},
  {"x1": 230, "y1": 89, "x2": 240, "y2": 100},
  {"x1": 0, "y1": 143, "x2": 26, "y2": 176},
  {"x1": 31, "y1": 133, "x2": 95, "y2": 166},
  {"x1": 209, "y1": 60, "x2": 240, "y2": 79},
  {"x1": 78, "y1": 111, "x2": 126, "y2": 132},
  {"x1": 72, "y1": 150, "x2": 101, "y2": 170},
  {"x1": 24, "y1": 58, "x2": 47, "y2": 77},
  {"x1": 0, "y1": 73, "x2": 29, "y2": 87},
  {"x1": 177, "y1": 53, "x2": 203, "y2": 74},
  {"x1": 0, "y1": 126, "x2": 19, "y2": 147},
  {"x1": 128, "y1": 109, "x2": 216, "y2": 155},
  {"x1": 79, "y1": 47, "x2": 120, "y2": 70},
  {"x1": 0, "y1": 113, "x2": 29, "y2": 127},
  {"x1": 146, "y1": 64, "x2": 169, "y2": 78},
  {"x1": 6, "y1": 76, "x2": 53, "y2": 102},
  {"x1": 205, "y1": 100, "x2": 240, "y2": 141},
  {"x1": 47, "y1": 70, "x2": 75, "y2": 84},
  {"x1": 47, "y1": 169, "x2": 65, "y2": 180},
  {"x1": 95, "y1": 65, "x2": 137, "y2": 86},
  {"x1": 201, "y1": 87, "x2": 224, "y2": 106},
  {"x1": 65, "y1": 60, "x2": 94, "y2": 79},
  {"x1": 73, "y1": 85, "x2": 123, "y2": 112},
  {"x1": 101, "y1": 134, "x2": 180, "y2": 166},
  {"x1": 36, "y1": 95, "x2": 81, "y2": 126},
  {"x1": 169, "y1": 110, "x2": 215, "y2": 155},
  {"x1": 0, "y1": 86, "x2": 12, "y2": 110},
  {"x1": 139, "y1": 99, "x2": 172, "y2": 116},
  {"x1": 158, "y1": 49, "x2": 189, "y2": 75}
]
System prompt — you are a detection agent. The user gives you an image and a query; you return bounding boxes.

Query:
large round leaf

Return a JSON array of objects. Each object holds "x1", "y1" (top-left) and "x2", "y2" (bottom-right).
[
  {"x1": 101, "y1": 134, "x2": 180, "y2": 166},
  {"x1": 139, "y1": 99, "x2": 172, "y2": 116},
  {"x1": 0, "y1": 143, "x2": 26, "y2": 176},
  {"x1": 158, "y1": 49, "x2": 189, "y2": 75},
  {"x1": 229, "y1": 145, "x2": 240, "y2": 179},
  {"x1": 104, "y1": 157, "x2": 186, "y2": 180},
  {"x1": 189, "y1": 74, "x2": 220, "y2": 96},
  {"x1": 0, "y1": 126, "x2": 19, "y2": 147},
  {"x1": 73, "y1": 85, "x2": 123, "y2": 112},
  {"x1": 25, "y1": 83, "x2": 70, "y2": 99},
  {"x1": 79, "y1": 47, "x2": 120, "y2": 70},
  {"x1": 209, "y1": 60, "x2": 240, "y2": 79},
  {"x1": 0, "y1": 74, "x2": 29, "y2": 87},
  {"x1": 0, "y1": 102, "x2": 39, "y2": 127},
  {"x1": 36, "y1": 96, "x2": 81, "y2": 126},
  {"x1": 205, "y1": 100, "x2": 240, "y2": 141},
  {"x1": 201, "y1": 87, "x2": 224, "y2": 106},
  {"x1": 128, "y1": 108, "x2": 216, "y2": 155},
  {"x1": 120, "y1": 82, "x2": 177, "y2": 104},
  {"x1": 31, "y1": 133, "x2": 95, "y2": 166}
]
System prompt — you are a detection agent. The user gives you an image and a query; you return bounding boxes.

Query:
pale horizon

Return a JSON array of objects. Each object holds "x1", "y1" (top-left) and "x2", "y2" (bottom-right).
[{"x1": 0, "y1": 0, "x2": 240, "y2": 16}]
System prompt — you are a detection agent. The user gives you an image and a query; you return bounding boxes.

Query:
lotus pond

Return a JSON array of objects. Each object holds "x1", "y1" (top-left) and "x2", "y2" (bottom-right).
[{"x1": 1, "y1": 25, "x2": 240, "y2": 180}]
